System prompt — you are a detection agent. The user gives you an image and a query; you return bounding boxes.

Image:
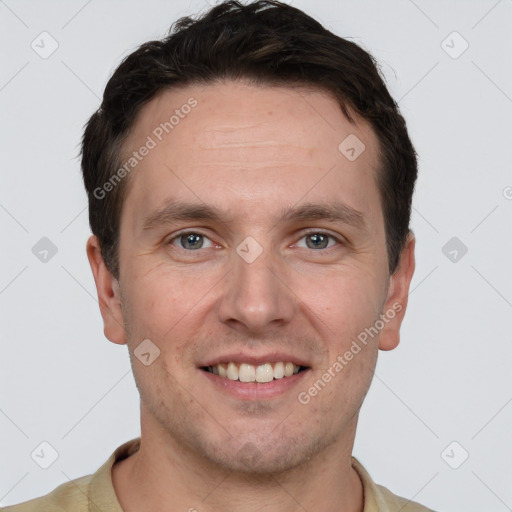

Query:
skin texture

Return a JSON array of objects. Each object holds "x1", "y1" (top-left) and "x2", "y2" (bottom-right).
[{"x1": 87, "y1": 80, "x2": 415, "y2": 512}]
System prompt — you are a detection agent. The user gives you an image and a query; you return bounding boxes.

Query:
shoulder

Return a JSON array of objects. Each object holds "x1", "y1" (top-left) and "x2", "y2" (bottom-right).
[
  {"x1": 0, "y1": 474, "x2": 93, "y2": 512},
  {"x1": 351, "y1": 456, "x2": 436, "y2": 512},
  {"x1": 1, "y1": 438, "x2": 139, "y2": 512},
  {"x1": 374, "y1": 482, "x2": 436, "y2": 511}
]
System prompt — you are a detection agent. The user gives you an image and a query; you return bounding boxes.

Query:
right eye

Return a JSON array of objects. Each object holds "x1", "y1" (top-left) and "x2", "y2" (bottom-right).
[{"x1": 168, "y1": 231, "x2": 215, "y2": 251}]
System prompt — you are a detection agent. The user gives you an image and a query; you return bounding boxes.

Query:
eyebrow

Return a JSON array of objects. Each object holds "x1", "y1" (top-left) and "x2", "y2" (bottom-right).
[
  {"x1": 142, "y1": 202, "x2": 231, "y2": 231},
  {"x1": 141, "y1": 200, "x2": 367, "y2": 233},
  {"x1": 279, "y1": 202, "x2": 367, "y2": 232}
]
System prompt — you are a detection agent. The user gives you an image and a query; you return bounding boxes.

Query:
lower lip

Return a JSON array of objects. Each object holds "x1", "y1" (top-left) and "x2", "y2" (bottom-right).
[{"x1": 199, "y1": 368, "x2": 309, "y2": 400}]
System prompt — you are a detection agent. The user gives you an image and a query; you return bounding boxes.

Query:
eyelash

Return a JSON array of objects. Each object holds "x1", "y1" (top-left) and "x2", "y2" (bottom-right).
[{"x1": 167, "y1": 230, "x2": 344, "y2": 251}]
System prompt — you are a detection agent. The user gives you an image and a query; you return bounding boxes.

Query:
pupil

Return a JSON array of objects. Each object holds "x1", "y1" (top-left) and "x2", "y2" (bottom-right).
[
  {"x1": 307, "y1": 233, "x2": 327, "y2": 249},
  {"x1": 183, "y1": 233, "x2": 202, "y2": 249}
]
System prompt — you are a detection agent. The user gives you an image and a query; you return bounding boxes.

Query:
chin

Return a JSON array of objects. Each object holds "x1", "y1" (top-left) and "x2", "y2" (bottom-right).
[{"x1": 199, "y1": 432, "x2": 329, "y2": 475}]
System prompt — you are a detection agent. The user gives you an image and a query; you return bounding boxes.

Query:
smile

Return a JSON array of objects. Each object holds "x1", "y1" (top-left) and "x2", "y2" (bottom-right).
[{"x1": 202, "y1": 362, "x2": 307, "y2": 383}]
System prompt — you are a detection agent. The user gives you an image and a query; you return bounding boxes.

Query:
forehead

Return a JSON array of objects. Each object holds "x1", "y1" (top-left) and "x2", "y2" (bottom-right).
[{"x1": 120, "y1": 80, "x2": 382, "y2": 231}]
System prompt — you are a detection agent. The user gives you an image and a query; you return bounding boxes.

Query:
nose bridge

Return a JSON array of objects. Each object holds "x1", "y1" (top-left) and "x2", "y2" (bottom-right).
[{"x1": 217, "y1": 236, "x2": 295, "y2": 331}]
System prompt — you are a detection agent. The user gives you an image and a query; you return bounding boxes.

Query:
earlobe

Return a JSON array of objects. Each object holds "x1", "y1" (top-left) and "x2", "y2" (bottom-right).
[
  {"x1": 378, "y1": 231, "x2": 416, "y2": 351},
  {"x1": 86, "y1": 235, "x2": 127, "y2": 345}
]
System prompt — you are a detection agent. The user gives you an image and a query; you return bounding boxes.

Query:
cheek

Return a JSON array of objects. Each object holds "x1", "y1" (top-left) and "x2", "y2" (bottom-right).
[
  {"x1": 298, "y1": 264, "x2": 384, "y2": 342},
  {"x1": 317, "y1": 270, "x2": 382, "y2": 402},
  {"x1": 121, "y1": 264, "x2": 211, "y2": 368},
  {"x1": 123, "y1": 264, "x2": 191, "y2": 331}
]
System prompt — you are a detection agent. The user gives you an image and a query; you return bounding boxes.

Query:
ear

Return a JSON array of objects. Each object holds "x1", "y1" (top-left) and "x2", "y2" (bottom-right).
[
  {"x1": 86, "y1": 235, "x2": 126, "y2": 345},
  {"x1": 378, "y1": 231, "x2": 416, "y2": 351}
]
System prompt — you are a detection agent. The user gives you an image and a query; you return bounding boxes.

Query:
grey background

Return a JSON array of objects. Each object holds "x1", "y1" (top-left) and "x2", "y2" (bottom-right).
[{"x1": 1, "y1": 0, "x2": 511, "y2": 510}]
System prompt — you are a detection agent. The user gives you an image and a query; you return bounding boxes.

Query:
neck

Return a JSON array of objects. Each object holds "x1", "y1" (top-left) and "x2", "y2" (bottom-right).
[{"x1": 112, "y1": 419, "x2": 363, "y2": 512}]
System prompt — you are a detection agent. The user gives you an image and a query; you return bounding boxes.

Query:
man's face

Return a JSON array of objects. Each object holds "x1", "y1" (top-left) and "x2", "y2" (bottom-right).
[{"x1": 91, "y1": 80, "x2": 414, "y2": 473}]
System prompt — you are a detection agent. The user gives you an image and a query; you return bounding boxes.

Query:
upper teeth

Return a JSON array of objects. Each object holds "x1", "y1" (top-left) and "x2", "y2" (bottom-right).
[{"x1": 208, "y1": 362, "x2": 301, "y2": 382}]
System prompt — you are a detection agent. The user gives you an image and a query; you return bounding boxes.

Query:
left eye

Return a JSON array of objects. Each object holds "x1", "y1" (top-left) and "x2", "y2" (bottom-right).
[
  {"x1": 296, "y1": 232, "x2": 339, "y2": 250},
  {"x1": 170, "y1": 232, "x2": 215, "y2": 250}
]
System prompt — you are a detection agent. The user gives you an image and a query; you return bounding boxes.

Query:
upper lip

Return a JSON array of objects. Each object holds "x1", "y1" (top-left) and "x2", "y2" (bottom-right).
[{"x1": 199, "y1": 351, "x2": 310, "y2": 368}]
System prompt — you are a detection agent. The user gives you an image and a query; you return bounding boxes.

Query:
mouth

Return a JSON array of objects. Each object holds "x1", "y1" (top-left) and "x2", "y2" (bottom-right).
[{"x1": 201, "y1": 361, "x2": 309, "y2": 383}]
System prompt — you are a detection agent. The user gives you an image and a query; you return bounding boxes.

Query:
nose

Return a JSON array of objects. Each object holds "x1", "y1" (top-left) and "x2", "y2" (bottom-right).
[{"x1": 216, "y1": 240, "x2": 296, "y2": 334}]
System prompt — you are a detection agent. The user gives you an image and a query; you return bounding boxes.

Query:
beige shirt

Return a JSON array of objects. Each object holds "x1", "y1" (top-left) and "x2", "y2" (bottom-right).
[{"x1": 2, "y1": 438, "x2": 434, "y2": 512}]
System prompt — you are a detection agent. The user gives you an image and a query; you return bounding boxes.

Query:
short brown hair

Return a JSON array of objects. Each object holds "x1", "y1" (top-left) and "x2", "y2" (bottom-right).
[{"x1": 81, "y1": 0, "x2": 417, "y2": 278}]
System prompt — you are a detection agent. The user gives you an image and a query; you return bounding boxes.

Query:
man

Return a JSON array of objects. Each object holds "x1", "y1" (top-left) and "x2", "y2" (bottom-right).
[{"x1": 4, "y1": 1, "x2": 433, "y2": 511}]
